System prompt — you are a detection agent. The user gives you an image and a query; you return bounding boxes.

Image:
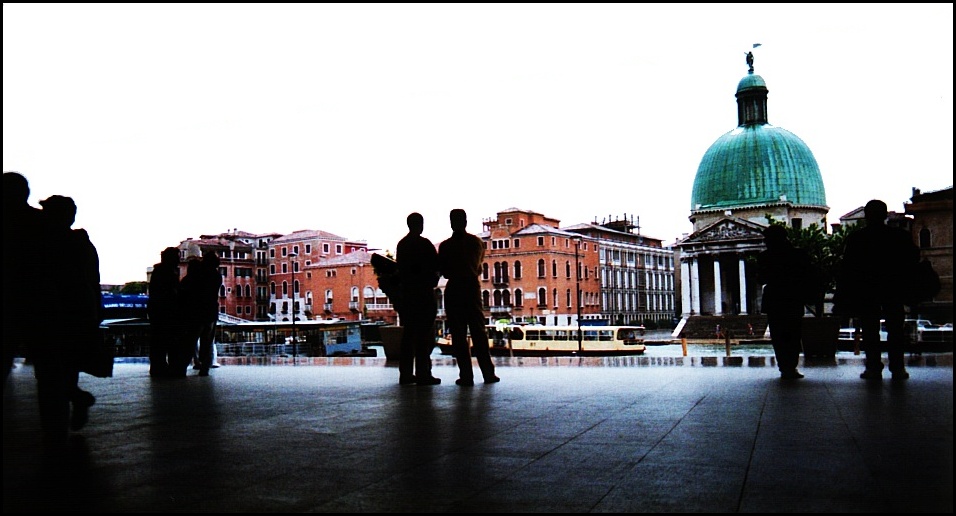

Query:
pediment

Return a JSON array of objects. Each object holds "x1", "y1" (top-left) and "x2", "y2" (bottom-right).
[{"x1": 678, "y1": 218, "x2": 767, "y2": 246}]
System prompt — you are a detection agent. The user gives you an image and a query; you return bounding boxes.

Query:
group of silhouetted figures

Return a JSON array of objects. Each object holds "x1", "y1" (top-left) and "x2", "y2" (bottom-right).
[
  {"x1": 3, "y1": 168, "x2": 932, "y2": 454},
  {"x1": 3, "y1": 172, "x2": 103, "y2": 448},
  {"x1": 392, "y1": 209, "x2": 499, "y2": 386},
  {"x1": 758, "y1": 199, "x2": 932, "y2": 381},
  {"x1": 147, "y1": 246, "x2": 223, "y2": 378}
]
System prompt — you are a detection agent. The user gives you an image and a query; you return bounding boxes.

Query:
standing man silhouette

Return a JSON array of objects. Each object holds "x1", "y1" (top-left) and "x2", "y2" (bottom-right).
[
  {"x1": 3, "y1": 172, "x2": 46, "y2": 384},
  {"x1": 840, "y1": 199, "x2": 919, "y2": 381},
  {"x1": 757, "y1": 224, "x2": 811, "y2": 379},
  {"x1": 438, "y1": 209, "x2": 499, "y2": 386},
  {"x1": 396, "y1": 212, "x2": 441, "y2": 386},
  {"x1": 147, "y1": 247, "x2": 182, "y2": 378}
]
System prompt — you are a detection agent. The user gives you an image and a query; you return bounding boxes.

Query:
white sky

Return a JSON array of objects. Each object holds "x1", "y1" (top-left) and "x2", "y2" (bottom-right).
[{"x1": 4, "y1": 3, "x2": 953, "y2": 285}]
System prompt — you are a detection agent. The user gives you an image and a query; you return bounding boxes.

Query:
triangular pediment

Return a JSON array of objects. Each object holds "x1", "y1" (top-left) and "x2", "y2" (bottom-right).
[{"x1": 678, "y1": 218, "x2": 767, "y2": 246}]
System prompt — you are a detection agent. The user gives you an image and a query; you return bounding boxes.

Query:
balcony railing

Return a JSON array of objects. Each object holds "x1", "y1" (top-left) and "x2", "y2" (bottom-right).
[
  {"x1": 490, "y1": 306, "x2": 512, "y2": 314},
  {"x1": 365, "y1": 303, "x2": 394, "y2": 311},
  {"x1": 349, "y1": 301, "x2": 359, "y2": 310},
  {"x1": 323, "y1": 303, "x2": 333, "y2": 312}
]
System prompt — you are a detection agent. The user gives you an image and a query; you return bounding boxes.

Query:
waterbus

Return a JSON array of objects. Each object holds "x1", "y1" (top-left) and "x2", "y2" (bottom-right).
[
  {"x1": 215, "y1": 319, "x2": 364, "y2": 357},
  {"x1": 101, "y1": 317, "x2": 365, "y2": 358},
  {"x1": 438, "y1": 324, "x2": 647, "y2": 357}
]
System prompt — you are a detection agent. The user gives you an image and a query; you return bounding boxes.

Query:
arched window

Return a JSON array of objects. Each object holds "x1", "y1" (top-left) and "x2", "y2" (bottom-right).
[
  {"x1": 537, "y1": 287, "x2": 546, "y2": 306},
  {"x1": 351, "y1": 286, "x2": 359, "y2": 302},
  {"x1": 551, "y1": 260, "x2": 557, "y2": 277},
  {"x1": 363, "y1": 286, "x2": 375, "y2": 302},
  {"x1": 514, "y1": 289, "x2": 523, "y2": 307},
  {"x1": 325, "y1": 289, "x2": 333, "y2": 303},
  {"x1": 537, "y1": 259, "x2": 546, "y2": 278},
  {"x1": 552, "y1": 288, "x2": 558, "y2": 308},
  {"x1": 566, "y1": 261, "x2": 571, "y2": 278},
  {"x1": 293, "y1": 280, "x2": 299, "y2": 294},
  {"x1": 482, "y1": 290, "x2": 490, "y2": 308},
  {"x1": 494, "y1": 262, "x2": 502, "y2": 280},
  {"x1": 503, "y1": 289, "x2": 512, "y2": 306},
  {"x1": 566, "y1": 288, "x2": 572, "y2": 307},
  {"x1": 244, "y1": 285, "x2": 251, "y2": 297},
  {"x1": 482, "y1": 263, "x2": 489, "y2": 280},
  {"x1": 493, "y1": 290, "x2": 502, "y2": 306},
  {"x1": 270, "y1": 282, "x2": 276, "y2": 296},
  {"x1": 282, "y1": 281, "x2": 288, "y2": 296},
  {"x1": 514, "y1": 260, "x2": 522, "y2": 279}
]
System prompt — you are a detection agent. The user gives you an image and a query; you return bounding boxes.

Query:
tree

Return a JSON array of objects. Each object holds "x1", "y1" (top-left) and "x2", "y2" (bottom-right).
[{"x1": 117, "y1": 281, "x2": 148, "y2": 295}]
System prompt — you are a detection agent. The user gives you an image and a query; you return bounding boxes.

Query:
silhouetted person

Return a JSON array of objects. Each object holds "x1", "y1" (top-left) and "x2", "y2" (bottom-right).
[
  {"x1": 181, "y1": 253, "x2": 223, "y2": 377},
  {"x1": 36, "y1": 195, "x2": 102, "y2": 444},
  {"x1": 757, "y1": 224, "x2": 811, "y2": 379},
  {"x1": 840, "y1": 199, "x2": 919, "y2": 381},
  {"x1": 438, "y1": 209, "x2": 499, "y2": 386},
  {"x1": 3, "y1": 172, "x2": 46, "y2": 383},
  {"x1": 147, "y1": 247, "x2": 182, "y2": 378},
  {"x1": 396, "y1": 212, "x2": 441, "y2": 386}
]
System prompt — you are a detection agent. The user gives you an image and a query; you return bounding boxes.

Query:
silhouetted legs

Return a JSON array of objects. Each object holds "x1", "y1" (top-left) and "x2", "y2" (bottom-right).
[
  {"x1": 861, "y1": 303, "x2": 906, "y2": 379},
  {"x1": 767, "y1": 312, "x2": 802, "y2": 376}
]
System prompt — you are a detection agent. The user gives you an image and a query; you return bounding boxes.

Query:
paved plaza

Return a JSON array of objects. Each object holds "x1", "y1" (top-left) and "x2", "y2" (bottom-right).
[{"x1": 4, "y1": 353, "x2": 953, "y2": 513}]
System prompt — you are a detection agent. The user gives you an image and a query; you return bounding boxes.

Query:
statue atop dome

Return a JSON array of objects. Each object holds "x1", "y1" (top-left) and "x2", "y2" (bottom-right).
[{"x1": 746, "y1": 51, "x2": 754, "y2": 73}]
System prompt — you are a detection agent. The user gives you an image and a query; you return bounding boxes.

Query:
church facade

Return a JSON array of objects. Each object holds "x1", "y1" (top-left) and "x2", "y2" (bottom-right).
[{"x1": 676, "y1": 52, "x2": 829, "y2": 322}]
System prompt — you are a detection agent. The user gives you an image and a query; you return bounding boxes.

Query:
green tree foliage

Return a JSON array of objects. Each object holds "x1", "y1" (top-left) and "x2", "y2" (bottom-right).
[{"x1": 117, "y1": 281, "x2": 148, "y2": 294}]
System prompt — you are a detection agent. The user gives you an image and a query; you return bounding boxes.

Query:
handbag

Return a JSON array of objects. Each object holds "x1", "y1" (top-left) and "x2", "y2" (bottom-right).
[{"x1": 79, "y1": 327, "x2": 114, "y2": 378}]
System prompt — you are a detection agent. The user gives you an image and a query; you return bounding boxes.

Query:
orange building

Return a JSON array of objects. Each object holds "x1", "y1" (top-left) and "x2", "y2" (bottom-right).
[{"x1": 478, "y1": 208, "x2": 602, "y2": 326}]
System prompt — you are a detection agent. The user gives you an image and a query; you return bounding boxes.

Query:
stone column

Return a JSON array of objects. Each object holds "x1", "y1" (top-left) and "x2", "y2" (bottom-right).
[
  {"x1": 681, "y1": 260, "x2": 691, "y2": 316},
  {"x1": 713, "y1": 258, "x2": 723, "y2": 315},
  {"x1": 690, "y1": 259, "x2": 701, "y2": 315},
  {"x1": 738, "y1": 258, "x2": 748, "y2": 314}
]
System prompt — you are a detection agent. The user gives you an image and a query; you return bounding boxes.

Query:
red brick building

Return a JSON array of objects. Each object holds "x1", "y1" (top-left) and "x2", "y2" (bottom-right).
[
  {"x1": 267, "y1": 230, "x2": 370, "y2": 323},
  {"x1": 478, "y1": 208, "x2": 602, "y2": 326}
]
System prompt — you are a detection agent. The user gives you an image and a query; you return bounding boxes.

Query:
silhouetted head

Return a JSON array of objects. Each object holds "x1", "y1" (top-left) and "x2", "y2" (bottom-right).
[
  {"x1": 3, "y1": 172, "x2": 30, "y2": 205},
  {"x1": 161, "y1": 246, "x2": 179, "y2": 266},
  {"x1": 203, "y1": 252, "x2": 220, "y2": 268},
  {"x1": 863, "y1": 199, "x2": 888, "y2": 226},
  {"x1": 450, "y1": 208, "x2": 467, "y2": 232},
  {"x1": 406, "y1": 212, "x2": 424, "y2": 235},
  {"x1": 39, "y1": 195, "x2": 77, "y2": 228},
  {"x1": 762, "y1": 224, "x2": 789, "y2": 249}
]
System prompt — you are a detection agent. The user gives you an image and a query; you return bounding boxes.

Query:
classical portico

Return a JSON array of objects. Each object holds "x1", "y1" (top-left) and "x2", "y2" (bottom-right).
[{"x1": 678, "y1": 218, "x2": 766, "y2": 316}]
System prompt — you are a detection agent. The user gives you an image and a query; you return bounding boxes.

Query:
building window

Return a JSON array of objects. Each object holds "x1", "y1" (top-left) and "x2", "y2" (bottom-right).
[
  {"x1": 551, "y1": 260, "x2": 557, "y2": 277},
  {"x1": 514, "y1": 289, "x2": 523, "y2": 307},
  {"x1": 566, "y1": 288, "x2": 572, "y2": 308},
  {"x1": 482, "y1": 263, "x2": 489, "y2": 280},
  {"x1": 305, "y1": 244, "x2": 311, "y2": 254},
  {"x1": 537, "y1": 259, "x2": 546, "y2": 278},
  {"x1": 537, "y1": 236, "x2": 544, "y2": 246},
  {"x1": 537, "y1": 288, "x2": 546, "y2": 306},
  {"x1": 282, "y1": 281, "x2": 288, "y2": 296},
  {"x1": 336, "y1": 244, "x2": 343, "y2": 254},
  {"x1": 514, "y1": 260, "x2": 522, "y2": 279},
  {"x1": 919, "y1": 228, "x2": 931, "y2": 248},
  {"x1": 282, "y1": 247, "x2": 288, "y2": 257},
  {"x1": 514, "y1": 238, "x2": 520, "y2": 248},
  {"x1": 270, "y1": 282, "x2": 276, "y2": 295},
  {"x1": 323, "y1": 243, "x2": 330, "y2": 254},
  {"x1": 565, "y1": 261, "x2": 571, "y2": 278},
  {"x1": 293, "y1": 245, "x2": 299, "y2": 255}
]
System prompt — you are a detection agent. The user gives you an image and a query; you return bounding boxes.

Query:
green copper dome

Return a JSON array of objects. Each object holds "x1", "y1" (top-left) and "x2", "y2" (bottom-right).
[{"x1": 691, "y1": 70, "x2": 827, "y2": 211}]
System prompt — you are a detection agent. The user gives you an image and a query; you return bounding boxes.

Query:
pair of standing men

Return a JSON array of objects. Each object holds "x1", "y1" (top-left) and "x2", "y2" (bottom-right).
[
  {"x1": 147, "y1": 249, "x2": 223, "y2": 378},
  {"x1": 395, "y1": 209, "x2": 499, "y2": 386}
]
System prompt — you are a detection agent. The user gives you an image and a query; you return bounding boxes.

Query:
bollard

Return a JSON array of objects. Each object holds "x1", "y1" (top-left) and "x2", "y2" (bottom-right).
[
  {"x1": 725, "y1": 332, "x2": 732, "y2": 357},
  {"x1": 681, "y1": 337, "x2": 688, "y2": 357},
  {"x1": 853, "y1": 328, "x2": 861, "y2": 355}
]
